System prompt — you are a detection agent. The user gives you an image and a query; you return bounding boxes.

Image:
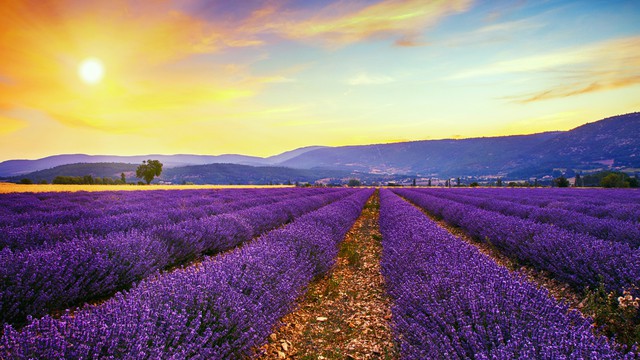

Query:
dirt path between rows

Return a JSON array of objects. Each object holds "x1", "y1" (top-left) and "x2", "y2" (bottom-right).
[{"x1": 259, "y1": 190, "x2": 397, "y2": 359}]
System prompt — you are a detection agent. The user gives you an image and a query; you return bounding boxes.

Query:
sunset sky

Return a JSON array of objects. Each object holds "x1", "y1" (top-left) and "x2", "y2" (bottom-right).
[{"x1": 1, "y1": 0, "x2": 639, "y2": 161}]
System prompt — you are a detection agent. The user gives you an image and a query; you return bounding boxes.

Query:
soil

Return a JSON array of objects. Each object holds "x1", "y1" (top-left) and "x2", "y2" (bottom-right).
[{"x1": 258, "y1": 191, "x2": 397, "y2": 360}]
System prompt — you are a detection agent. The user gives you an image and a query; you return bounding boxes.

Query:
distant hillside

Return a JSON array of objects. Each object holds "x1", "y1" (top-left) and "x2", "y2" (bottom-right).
[
  {"x1": 160, "y1": 163, "x2": 363, "y2": 185},
  {"x1": 280, "y1": 112, "x2": 640, "y2": 178},
  {"x1": 262, "y1": 146, "x2": 328, "y2": 164},
  {"x1": 10, "y1": 162, "x2": 401, "y2": 185},
  {"x1": 8, "y1": 163, "x2": 138, "y2": 183},
  {"x1": 0, "y1": 147, "x2": 325, "y2": 177},
  {"x1": 2, "y1": 112, "x2": 639, "y2": 180},
  {"x1": 0, "y1": 154, "x2": 264, "y2": 177},
  {"x1": 279, "y1": 132, "x2": 561, "y2": 176},
  {"x1": 509, "y1": 113, "x2": 640, "y2": 177}
]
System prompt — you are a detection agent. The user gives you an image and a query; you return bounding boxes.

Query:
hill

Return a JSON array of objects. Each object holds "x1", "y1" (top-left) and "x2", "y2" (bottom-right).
[
  {"x1": 508, "y1": 113, "x2": 640, "y2": 177},
  {"x1": 2, "y1": 112, "x2": 638, "y2": 180},
  {"x1": 279, "y1": 132, "x2": 561, "y2": 176},
  {"x1": 280, "y1": 113, "x2": 640, "y2": 178},
  {"x1": 9, "y1": 162, "x2": 396, "y2": 186},
  {"x1": 8, "y1": 163, "x2": 138, "y2": 183},
  {"x1": 160, "y1": 163, "x2": 380, "y2": 185},
  {"x1": 0, "y1": 148, "x2": 324, "y2": 177}
]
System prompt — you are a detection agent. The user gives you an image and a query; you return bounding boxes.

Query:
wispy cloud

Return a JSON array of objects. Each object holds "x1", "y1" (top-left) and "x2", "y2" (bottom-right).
[
  {"x1": 347, "y1": 73, "x2": 395, "y2": 85},
  {"x1": 0, "y1": 114, "x2": 27, "y2": 135},
  {"x1": 272, "y1": 0, "x2": 472, "y2": 47},
  {"x1": 263, "y1": 76, "x2": 297, "y2": 83},
  {"x1": 443, "y1": 18, "x2": 545, "y2": 48},
  {"x1": 450, "y1": 36, "x2": 640, "y2": 102},
  {"x1": 394, "y1": 37, "x2": 428, "y2": 47}
]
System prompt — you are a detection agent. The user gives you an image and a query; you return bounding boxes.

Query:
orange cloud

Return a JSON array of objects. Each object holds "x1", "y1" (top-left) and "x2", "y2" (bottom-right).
[
  {"x1": 451, "y1": 35, "x2": 640, "y2": 103},
  {"x1": 269, "y1": 0, "x2": 472, "y2": 46},
  {"x1": 514, "y1": 76, "x2": 640, "y2": 104},
  {"x1": 0, "y1": 114, "x2": 28, "y2": 135},
  {"x1": 511, "y1": 36, "x2": 640, "y2": 103}
]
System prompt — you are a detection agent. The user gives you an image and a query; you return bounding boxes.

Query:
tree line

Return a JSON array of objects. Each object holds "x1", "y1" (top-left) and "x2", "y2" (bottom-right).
[{"x1": 18, "y1": 160, "x2": 164, "y2": 185}]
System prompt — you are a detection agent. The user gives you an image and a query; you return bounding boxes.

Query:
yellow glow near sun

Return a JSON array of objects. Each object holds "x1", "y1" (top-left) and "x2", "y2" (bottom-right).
[{"x1": 78, "y1": 58, "x2": 105, "y2": 85}]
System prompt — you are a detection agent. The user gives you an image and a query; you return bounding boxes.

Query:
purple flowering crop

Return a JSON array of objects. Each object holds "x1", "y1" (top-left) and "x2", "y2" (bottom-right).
[
  {"x1": 379, "y1": 189, "x2": 634, "y2": 359},
  {"x1": 0, "y1": 188, "x2": 353, "y2": 326},
  {"x1": 0, "y1": 188, "x2": 335, "y2": 250},
  {"x1": 410, "y1": 188, "x2": 640, "y2": 246},
  {"x1": 0, "y1": 189, "x2": 372, "y2": 359},
  {"x1": 393, "y1": 188, "x2": 640, "y2": 296}
]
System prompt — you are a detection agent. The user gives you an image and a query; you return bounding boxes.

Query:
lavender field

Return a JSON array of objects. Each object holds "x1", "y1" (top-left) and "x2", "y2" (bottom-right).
[{"x1": 1, "y1": 187, "x2": 639, "y2": 359}]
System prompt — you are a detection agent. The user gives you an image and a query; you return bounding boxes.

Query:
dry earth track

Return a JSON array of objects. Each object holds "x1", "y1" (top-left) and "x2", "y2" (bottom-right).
[{"x1": 258, "y1": 190, "x2": 397, "y2": 359}]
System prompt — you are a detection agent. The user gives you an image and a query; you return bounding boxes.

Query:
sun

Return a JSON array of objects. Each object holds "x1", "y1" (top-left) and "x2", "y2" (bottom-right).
[{"x1": 78, "y1": 58, "x2": 105, "y2": 85}]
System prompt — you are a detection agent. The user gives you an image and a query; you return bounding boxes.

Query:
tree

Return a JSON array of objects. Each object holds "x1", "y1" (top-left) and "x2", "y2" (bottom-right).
[
  {"x1": 136, "y1": 159, "x2": 163, "y2": 185},
  {"x1": 470, "y1": 182, "x2": 479, "y2": 187},
  {"x1": 496, "y1": 178, "x2": 502, "y2": 187},
  {"x1": 19, "y1": 178, "x2": 33, "y2": 184},
  {"x1": 555, "y1": 176, "x2": 570, "y2": 188},
  {"x1": 347, "y1": 179, "x2": 361, "y2": 187},
  {"x1": 601, "y1": 173, "x2": 629, "y2": 188},
  {"x1": 575, "y1": 173, "x2": 582, "y2": 187},
  {"x1": 456, "y1": 177, "x2": 461, "y2": 187},
  {"x1": 121, "y1": 173, "x2": 126, "y2": 184},
  {"x1": 428, "y1": 179, "x2": 432, "y2": 187},
  {"x1": 412, "y1": 178, "x2": 416, "y2": 187}
]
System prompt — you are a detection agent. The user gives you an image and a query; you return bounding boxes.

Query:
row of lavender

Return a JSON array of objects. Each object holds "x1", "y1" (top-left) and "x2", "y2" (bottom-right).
[
  {"x1": 1, "y1": 189, "x2": 372, "y2": 359},
  {"x1": 393, "y1": 188, "x2": 640, "y2": 297},
  {"x1": 452, "y1": 187, "x2": 640, "y2": 223},
  {"x1": 415, "y1": 188, "x2": 640, "y2": 246},
  {"x1": 0, "y1": 188, "x2": 330, "y2": 250},
  {"x1": 379, "y1": 189, "x2": 633, "y2": 358},
  {"x1": 1, "y1": 188, "x2": 353, "y2": 326},
  {"x1": 0, "y1": 188, "x2": 290, "y2": 227}
]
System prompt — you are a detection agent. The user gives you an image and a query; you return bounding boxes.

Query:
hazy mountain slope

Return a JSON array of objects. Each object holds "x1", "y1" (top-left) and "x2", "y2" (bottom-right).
[
  {"x1": 2, "y1": 113, "x2": 638, "y2": 179},
  {"x1": 279, "y1": 113, "x2": 640, "y2": 177},
  {"x1": 264, "y1": 146, "x2": 327, "y2": 164},
  {"x1": 0, "y1": 154, "x2": 265, "y2": 177},
  {"x1": 160, "y1": 163, "x2": 355, "y2": 185},
  {"x1": 529, "y1": 112, "x2": 640, "y2": 168},
  {"x1": 279, "y1": 132, "x2": 561, "y2": 176},
  {"x1": 8, "y1": 163, "x2": 138, "y2": 182}
]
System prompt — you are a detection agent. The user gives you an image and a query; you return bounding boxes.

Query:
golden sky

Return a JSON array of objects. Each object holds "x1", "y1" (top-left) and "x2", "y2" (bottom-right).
[{"x1": 1, "y1": 0, "x2": 639, "y2": 160}]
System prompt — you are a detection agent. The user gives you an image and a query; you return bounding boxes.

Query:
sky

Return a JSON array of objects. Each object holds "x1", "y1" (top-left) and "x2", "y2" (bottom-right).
[{"x1": 1, "y1": 0, "x2": 639, "y2": 161}]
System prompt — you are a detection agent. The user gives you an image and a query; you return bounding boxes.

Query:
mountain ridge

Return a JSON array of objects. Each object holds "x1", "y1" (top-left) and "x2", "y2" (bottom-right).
[{"x1": 2, "y1": 112, "x2": 638, "y2": 179}]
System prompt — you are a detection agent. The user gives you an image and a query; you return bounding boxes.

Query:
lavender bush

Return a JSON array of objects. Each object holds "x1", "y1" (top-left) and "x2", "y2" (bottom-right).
[
  {"x1": 379, "y1": 189, "x2": 634, "y2": 359},
  {"x1": 0, "y1": 188, "x2": 353, "y2": 326},
  {"x1": 0, "y1": 188, "x2": 332, "y2": 250},
  {"x1": 414, "y1": 188, "x2": 640, "y2": 246},
  {"x1": 393, "y1": 188, "x2": 640, "y2": 296},
  {"x1": 437, "y1": 188, "x2": 640, "y2": 223},
  {"x1": 0, "y1": 189, "x2": 372, "y2": 359}
]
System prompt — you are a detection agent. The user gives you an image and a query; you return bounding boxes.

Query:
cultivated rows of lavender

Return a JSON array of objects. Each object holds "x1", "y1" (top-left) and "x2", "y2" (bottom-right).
[
  {"x1": 0, "y1": 188, "x2": 334, "y2": 250},
  {"x1": 1, "y1": 189, "x2": 372, "y2": 358},
  {"x1": 451, "y1": 188, "x2": 640, "y2": 223},
  {"x1": 393, "y1": 188, "x2": 640, "y2": 296},
  {"x1": 1, "y1": 188, "x2": 354, "y2": 326},
  {"x1": 379, "y1": 189, "x2": 632, "y2": 359},
  {"x1": 414, "y1": 188, "x2": 640, "y2": 246}
]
